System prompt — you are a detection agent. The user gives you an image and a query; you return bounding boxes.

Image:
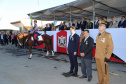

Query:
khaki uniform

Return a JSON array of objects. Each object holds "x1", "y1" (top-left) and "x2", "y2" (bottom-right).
[
  {"x1": 51, "y1": 26, "x2": 55, "y2": 31},
  {"x1": 95, "y1": 31, "x2": 114, "y2": 84},
  {"x1": 64, "y1": 25, "x2": 67, "y2": 30},
  {"x1": 80, "y1": 33, "x2": 85, "y2": 43}
]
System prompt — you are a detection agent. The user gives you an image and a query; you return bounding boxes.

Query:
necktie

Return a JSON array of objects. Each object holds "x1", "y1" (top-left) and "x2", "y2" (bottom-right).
[
  {"x1": 81, "y1": 21, "x2": 83, "y2": 24},
  {"x1": 95, "y1": 21, "x2": 97, "y2": 25},
  {"x1": 70, "y1": 35, "x2": 72, "y2": 40},
  {"x1": 84, "y1": 38, "x2": 87, "y2": 42},
  {"x1": 111, "y1": 22, "x2": 113, "y2": 26},
  {"x1": 75, "y1": 23, "x2": 77, "y2": 28},
  {"x1": 99, "y1": 33, "x2": 101, "y2": 36},
  {"x1": 121, "y1": 20, "x2": 123, "y2": 24}
]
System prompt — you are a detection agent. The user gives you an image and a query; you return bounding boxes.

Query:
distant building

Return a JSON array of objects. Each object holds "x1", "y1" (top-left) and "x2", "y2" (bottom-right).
[{"x1": 10, "y1": 18, "x2": 42, "y2": 33}]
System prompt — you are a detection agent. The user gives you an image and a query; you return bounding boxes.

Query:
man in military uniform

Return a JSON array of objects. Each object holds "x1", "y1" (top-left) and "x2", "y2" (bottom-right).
[
  {"x1": 95, "y1": 23, "x2": 114, "y2": 84},
  {"x1": 87, "y1": 19, "x2": 93, "y2": 29},
  {"x1": 80, "y1": 29, "x2": 85, "y2": 45},
  {"x1": 67, "y1": 26, "x2": 79, "y2": 77}
]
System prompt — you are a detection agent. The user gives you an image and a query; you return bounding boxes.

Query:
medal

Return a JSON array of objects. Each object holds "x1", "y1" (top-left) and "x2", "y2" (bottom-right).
[
  {"x1": 72, "y1": 37, "x2": 74, "y2": 41},
  {"x1": 101, "y1": 38, "x2": 106, "y2": 43},
  {"x1": 86, "y1": 41, "x2": 88, "y2": 45}
]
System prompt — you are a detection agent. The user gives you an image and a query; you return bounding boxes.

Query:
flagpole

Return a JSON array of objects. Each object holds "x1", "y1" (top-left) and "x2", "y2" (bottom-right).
[{"x1": 30, "y1": 16, "x2": 33, "y2": 31}]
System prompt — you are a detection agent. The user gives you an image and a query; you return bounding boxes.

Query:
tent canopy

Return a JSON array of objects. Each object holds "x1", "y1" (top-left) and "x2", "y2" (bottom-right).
[
  {"x1": 27, "y1": 0, "x2": 126, "y2": 21},
  {"x1": 0, "y1": 22, "x2": 19, "y2": 31}
]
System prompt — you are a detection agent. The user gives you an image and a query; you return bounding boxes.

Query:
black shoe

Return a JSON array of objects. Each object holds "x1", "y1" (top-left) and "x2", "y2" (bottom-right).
[
  {"x1": 71, "y1": 73, "x2": 78, "y2": 77},
  {"x1": 88, "y1": 79, "x2": 91, "y2": 82},
  {"x1": 66, "y1": 72, "x2": 73, "y2": 75},
  {"x1": 79, "y1": 76, "x2": 87, "y2": 79},
  {"x1": 34, "y1": 40, "x2": 38, "y2": 46}
]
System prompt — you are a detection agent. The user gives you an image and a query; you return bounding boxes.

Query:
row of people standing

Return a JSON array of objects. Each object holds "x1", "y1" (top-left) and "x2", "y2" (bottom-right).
[
  {"x1": 44, "y1": 16, "x2": 126, "y2": 31},
  {"x1": 94, "y1": 16, "x2": 126, "y2": 28},
  {"x1": 44, "y1": 22, "x2": 71, "y2": 31},
  {"x1": 73, "y1": 16, "x2": 126, "y2": 30},
  {"x1": 0, "y1": 32, "x2": 18, "y2": 47},
  {"x1": 67, "y1": 24, "x2": 114, "y2": 83},
  {"x1": 0, "y1": 32, "x2": 9, "y2": 45}
]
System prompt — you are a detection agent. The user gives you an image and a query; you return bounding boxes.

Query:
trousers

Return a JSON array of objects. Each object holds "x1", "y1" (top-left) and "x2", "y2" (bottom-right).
[{"x1": 95, "y1": 58, "x2": 109, "y2": 84}]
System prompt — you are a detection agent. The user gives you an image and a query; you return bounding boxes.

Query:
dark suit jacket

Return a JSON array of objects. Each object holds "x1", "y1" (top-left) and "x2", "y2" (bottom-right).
[
  {"x1": 105, "y1": 21, "x2": 109, "y2": 28},
  {"x1": 94, "y1": 20, "x2": 99, "y2": 29},
  {"x1": 4, "y1": 34, "x2": 7, "y2": 39},
  {"x1": 68, "y1": 33, "x2": 79, "y2": 53},
  {"x1": 45, "y1": 27, "x2": 51, "y2": 31},
  {"x1": 48, "y1": 26, "x2": 51, "y2": 31},
  {"x1": 80, "y1": 36, "x2": 94, "y2": 59},
  {"x1": 59, "y1": 25, "x2": 64, "y2": 30},
  {"x1": 80, "y1": 21, "x2": 87, "y2": 30},
  {"x1": 67, "y1": 27, "x2": 70, "y2": 30},
  {"x1": 45, "y1": 27, "x2": 48, "y2": 31},
  {"x1": 72, "y1": 23, "x2": 80, "y2": 29},
  {"x1": 118, "y1": 20, "x2": 126, "y2": 28},
  {"x1": 87, "y1": 22, "x2": 93, "y2": 29}
]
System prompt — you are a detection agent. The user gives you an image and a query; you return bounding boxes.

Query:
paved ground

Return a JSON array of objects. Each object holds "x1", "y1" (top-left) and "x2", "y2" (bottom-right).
[{"x1": 0, "y1": 44, "x2": 126, "y2": 84}]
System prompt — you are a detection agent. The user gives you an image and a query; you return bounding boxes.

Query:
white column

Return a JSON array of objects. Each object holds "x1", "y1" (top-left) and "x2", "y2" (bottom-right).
[{"x1": 93, "y1": 0, "x2": 95, "y2": 29}]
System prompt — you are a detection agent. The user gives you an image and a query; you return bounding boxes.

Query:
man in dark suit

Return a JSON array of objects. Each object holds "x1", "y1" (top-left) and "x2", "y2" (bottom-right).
[
  {"x1": 72, "y1": 20, "x2": 80, "y2": 29},
  {"x1": 59, "y1": 22, "x2": 64, "y2": 30},
  {"x1": 67, "y1": 26, "x2": 79, "y2": 77},
  {"x1": 87, "y1": 19, "x2": 93, "y2": 29},
  {"x1": 94, "y1": 16, "x2": 99, "y2": 29},
  {"x1": 4, "y1": 33, "x2": 8, "y2": 45},
  {"x1": 45, "y1": 24, "x2": 48, "y2": 31},
  {"x1": 14, "y1": 33, "x2": 17, "y2": 47},
  {"x1": 48, "y1": 24, "x2": 52, "y2": 31},
  {"x1": 67, "y1": 23, "x2": 71, "y2": 30},
  {"x1": 79, "y1": 30, "x2": 94, "y2": 82},
  {"x1": 103, "y1": 16, "x2": 109, "y2": 28},
  {"x1": 80, "y1": 17, "x2": 87, "y2": 30},
  {"x1": 1, "y1": 32, "x2": 4, "y2": 45},
  {"x1": 118, "y1": 16, "x2": 126, "y2": 28}
]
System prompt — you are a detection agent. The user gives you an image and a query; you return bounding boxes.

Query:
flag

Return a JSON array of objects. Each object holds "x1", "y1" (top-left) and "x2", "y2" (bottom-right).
[{"x1": 30, "y1": 16, "x2": 33, "y2": 30}]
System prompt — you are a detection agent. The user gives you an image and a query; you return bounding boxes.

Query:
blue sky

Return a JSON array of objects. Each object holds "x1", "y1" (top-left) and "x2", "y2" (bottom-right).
[{"x1": 0, "y1": 0, "x2": 75, "y2": 22}]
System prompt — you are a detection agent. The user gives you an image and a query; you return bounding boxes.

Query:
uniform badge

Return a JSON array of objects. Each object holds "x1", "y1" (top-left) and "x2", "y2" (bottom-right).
[
  {"x1": 101, "y1": 38, "x2": 106, "y2": 43},
  {"x1": 109, "y1": 35, "x2": 112, "y2": 38},
  {"x1": 72, "y1": 37, "x2": 74, "y2": 41},
  {"x1": 86, "y1": 41, "x2": 88, "y2": 45}
]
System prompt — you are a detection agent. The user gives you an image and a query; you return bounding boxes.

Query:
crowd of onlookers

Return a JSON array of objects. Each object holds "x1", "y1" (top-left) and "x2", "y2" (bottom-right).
[
  {"x1": 44, "y1": 16, "x2": 126, "y2": 31},
  {"x1": 0, "y1": 32, "x2": 18, "y2": 46}
]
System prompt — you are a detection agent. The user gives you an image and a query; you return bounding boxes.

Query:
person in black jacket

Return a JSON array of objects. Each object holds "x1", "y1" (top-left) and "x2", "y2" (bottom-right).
[
  {"x1": 48, "y1": 24, "x2": 52, "y2": 31},
  {"x1": 79, "y1": 30, "x2": 94, "y2": 82},
  {"x1": 6, "y1": 33, "x2": 9, "y2": 45},
  {"x1": 59, "y1": 22, "x2": 64, "y2": 30},
  {"x1": 9, "y1": 34, "x2": 11, "y2": 43},
  {"x1": 66, "y1": 26, "x2": 79, "y2": 77},
  {"x1": 94, "y1": 16, "x2": 99, "y2": 29},
  {"x1": 67, "y1": 23, "x2": 71, "y2": 30},
  {"x1": 45, "y1": 24, "x2": 48, "y2": 31},
  {"x1": 80, "y1": 17, "x2": 87, "y2": 30},
  {"x1": 72, "y1": 20, "x2": 80, "y2": 29},
  {"x1": 87, "y1": 19, "x2": 93, "y2": 29},
  {"x1": 4, "y1": 33, "x2": 8, "y2": 45},
  {"x1": 1, "y1": 32, "x2": 4, "y2": 45},
  {"x1": 14, "y1": 33, "x2": 18, "y2": 47},
  {"x1": 118, "y1": 16, "x2": 126, "y2": 28},
  {"x1": 103, "y1": 16, "x2": 109, "y2": 28}
]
